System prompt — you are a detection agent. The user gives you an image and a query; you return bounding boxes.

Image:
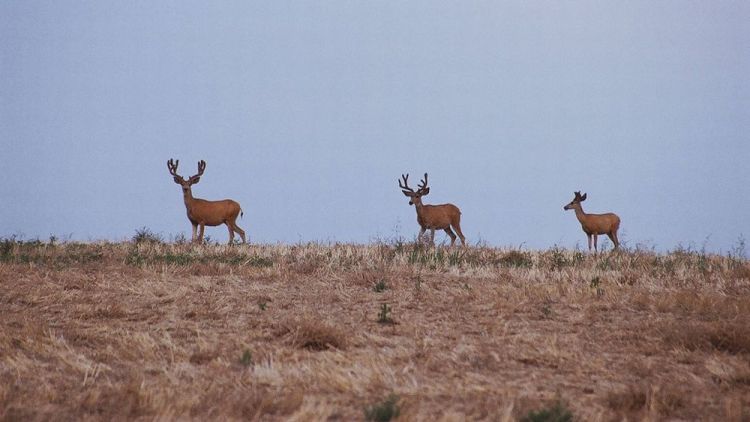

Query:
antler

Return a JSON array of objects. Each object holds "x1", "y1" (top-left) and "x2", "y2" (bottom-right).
[
  {"x1": 188, "y1": 160, "x2": 206, "y2": 182},
  {"x1": 399, "y1": 174, "x2": 415, "y2": 193},
  {"x1": 417, "y1": 173, "x2": 429, "y2": 193},
  {"x1": 167, "y1": 159, "x2": 181, "y2": 178}
]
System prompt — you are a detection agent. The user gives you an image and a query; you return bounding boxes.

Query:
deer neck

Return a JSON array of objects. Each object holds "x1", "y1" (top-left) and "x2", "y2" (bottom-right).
[
  {"x1": 182, "y1": 189, "x2": 195, "y2": 210},
  {"x1": 414, "y1": 201, "x2": 426, "y2": 219},
  {"x1": 573, "y1": 204, "x2": 589, "y2": 224}
]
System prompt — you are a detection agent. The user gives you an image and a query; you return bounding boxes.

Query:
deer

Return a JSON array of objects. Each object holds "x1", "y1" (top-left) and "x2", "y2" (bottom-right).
[
  {"x1": 563, "y1": 191, "x2": 620, "y2": 253},
  {"x1": 398, "y1": 173, "x2": 466, "y2": 247},
  {"x1": 167, "y1": 159, "x2": 246, "y2": 244}
]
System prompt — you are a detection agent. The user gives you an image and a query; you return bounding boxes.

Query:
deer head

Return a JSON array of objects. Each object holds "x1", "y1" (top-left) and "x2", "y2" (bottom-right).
[
  {"x1": 167, "y1": 159, "x2": 205, "y2": 195},
  {"x1": 399, "y1": 173, "x2": 430, "y2": 206},
  {"x1": 563, "y1": 191, "x2": 587, "y2": 211}
]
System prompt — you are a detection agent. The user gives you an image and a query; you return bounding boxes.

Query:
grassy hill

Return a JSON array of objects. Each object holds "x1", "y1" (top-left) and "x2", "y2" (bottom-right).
[{"x1": 1, "y1": 238, "x2": 749, "y2": 420}]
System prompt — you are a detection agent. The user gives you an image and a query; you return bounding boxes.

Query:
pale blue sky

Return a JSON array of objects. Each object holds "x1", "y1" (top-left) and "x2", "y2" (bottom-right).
[{"x1": 2, "y1": 1, "x2": 748, "y2": 252}]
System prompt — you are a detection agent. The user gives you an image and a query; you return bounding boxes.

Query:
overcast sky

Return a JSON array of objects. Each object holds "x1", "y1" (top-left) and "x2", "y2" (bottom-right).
[{"x1": 2, "y1": 1, "x2": 748, "y2": 252}]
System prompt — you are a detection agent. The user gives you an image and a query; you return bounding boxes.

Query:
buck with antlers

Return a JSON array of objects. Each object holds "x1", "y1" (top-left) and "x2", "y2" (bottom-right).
[
  {"x1": 398, "y1": 173, "x2": 466, "y2": 246},
  {"x1": 563, "y1": 191, "x2": 620, "y2": 252},
  {"x1": 167, "y1": 159, "x2": 246, "y2": 244}
]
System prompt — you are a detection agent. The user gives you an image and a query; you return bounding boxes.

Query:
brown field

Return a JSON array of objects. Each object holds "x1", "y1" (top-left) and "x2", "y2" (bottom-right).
[{"x1": 1, "y1": 238, "x2": 749, "y2": 421}]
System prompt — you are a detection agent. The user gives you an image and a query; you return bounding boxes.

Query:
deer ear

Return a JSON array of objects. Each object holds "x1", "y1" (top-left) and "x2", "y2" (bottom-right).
[
  {"x1": 173, "y1": 176, "x2": 182, "y2": 184},
  {"x1": 580, "y1": 193, "x2": 587, "y2": 201},
  {"x1": 422, "y1": 187, "x2": 430, "y2": 196},
  {"x1": 191, "y1": 176, "x2": 201, "y2": 185},
  {"x1": 402, "y1": 190, "x2": 412, "y2": 197}
]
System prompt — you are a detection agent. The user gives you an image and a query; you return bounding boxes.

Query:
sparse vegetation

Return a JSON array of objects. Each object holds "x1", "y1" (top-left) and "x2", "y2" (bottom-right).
[
  {"x1": 378, "y1": 303, "x2": 394, "y2": 324},
  {"x1": 520, "y1": 400, "x2": 573, "y2": 422},
  {"x1": 364, "y1": 393, "x2": 400, "y2": 422},
  {"x1": 239, "y1": 349, "x2": 253, "y2": 366},
  {"x1": 132, "y1": 226, "x2": 164, "y2": 244},
  {"x1": 373, "y1": 279, "x2": 388, "y2": 292},
  {"x1": 499, "y1": 250, "x2": 534, "y2": 268},
  {"x1": 0, "y1": 239, "x2": 748, "y2": 420}
]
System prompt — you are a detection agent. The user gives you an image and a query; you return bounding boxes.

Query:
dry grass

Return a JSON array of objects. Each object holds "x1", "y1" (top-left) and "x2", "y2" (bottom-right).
[{"x1": 1, "y1": 238, "x2": 749, "y2": 421}]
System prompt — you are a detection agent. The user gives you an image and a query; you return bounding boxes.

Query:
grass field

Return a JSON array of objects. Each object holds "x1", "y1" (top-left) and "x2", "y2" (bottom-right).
[{"x1": 1, "y1": 236, "x2": 749, "y2": 421}]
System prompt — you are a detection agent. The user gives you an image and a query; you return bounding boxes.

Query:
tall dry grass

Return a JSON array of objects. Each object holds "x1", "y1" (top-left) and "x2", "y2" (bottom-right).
[{"x1": 1, "y1": 237, "x2": 749, "y2": 420}]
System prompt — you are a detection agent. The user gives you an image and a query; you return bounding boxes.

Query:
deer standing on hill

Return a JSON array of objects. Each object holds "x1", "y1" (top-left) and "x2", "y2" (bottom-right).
[
  {"x1": 563, "y1": 191, "x2": 620, "y2": 253},
  {"x1": 167, "y1": 159, "x2": 246, "y2": 244},
  {"x1": 399, "y1": 173, "x2": 466, "y2": 247}
]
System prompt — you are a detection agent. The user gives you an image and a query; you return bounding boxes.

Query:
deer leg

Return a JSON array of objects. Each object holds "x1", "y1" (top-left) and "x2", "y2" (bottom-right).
[
  {"x1": 226, "y1": 223, "x2": 235, "y2": 245},
  {"x1": 233, "y1": 223, "x2": 246, "y2": 244},
  {"x1": 228, "y1": 219, "x2": 246, "y2": 244},
  {"x1": 452, "y1": 221, "x2": 466, "y2": 246},
  {"x1": 198, "y1": 223, "x2": 205, "y2": 244},
  {"x1": 587, "y1": 234, "x2": 592, "y2": 252},
  {"x1": 429, "y1": 229, "x2": 436, "y2": 246},
  {"x1": 191, "y1": 224, "x2": 198, "y2": 243},
  {"x1": 418, "y1": 227, "x2": 426, "y2": 244},
  {"x1": 593, "y1": 234, "x2": 598, "y2": 253},
  {"x1": 610, "y1": 231, "x2": 619, "y2": 250},
  {"x1": 606, "y1": 232, "x2": 616, "y2": 250},
  {"x1": 445, "y1": 227, "x2": 457, "y2": 247}
]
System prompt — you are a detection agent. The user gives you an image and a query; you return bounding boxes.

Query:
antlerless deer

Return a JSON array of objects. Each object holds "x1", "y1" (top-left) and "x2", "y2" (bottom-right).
[
  {"x1": 399, "y1": 173, "x2": 466, "y2": 247},
  {"x1": 167, "y1": 159, "x2": 246, "y2": 244}
]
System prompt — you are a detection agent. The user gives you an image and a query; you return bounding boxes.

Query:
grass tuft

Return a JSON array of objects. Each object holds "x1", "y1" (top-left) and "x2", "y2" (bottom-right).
[
  {"x1": 520, "y1": 400, "x2": 573, "y2": 422},
  {"x1": 373, "y1": 279, "x2": 388, "y2": 292},
  {"x1": 378, "y1": 303, "x2": 394, "y2": 324},
  {"x1": 364, "y1": 394, "x2": 400, "y2": 422},
  {"x1": 278, "y1": 318, "x2": 347, "y2": 351}
]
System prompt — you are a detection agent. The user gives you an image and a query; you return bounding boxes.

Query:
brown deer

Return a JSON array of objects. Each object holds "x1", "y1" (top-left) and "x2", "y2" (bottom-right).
[
  {"x1": 563, "y1": 191, "x2": 620, "y2": 252},
  {"x1": 167, "y1": 159, "x2": 246, "y2": 244},
  {"x1": 399, "y1": 173, "x2": 466, "y2": 246}
]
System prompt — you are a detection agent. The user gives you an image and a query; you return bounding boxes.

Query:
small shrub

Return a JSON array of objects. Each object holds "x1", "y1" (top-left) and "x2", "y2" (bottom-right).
[
  {"x1": 0, "y1": 236, "x2": 16, "y2": 260},
  {"x1": 546, "y1": 246, "x2": 569, "y2": 270},
  {"x1": 239, "y1": 350, "x2": 253, "y2": 366},
  {"x1": 378, "y1": 304, "x2": 394, "y2": 324},
  {"x1": 364, "y1": 394, "x2": 400, "y2": 422},
  {"x1": 729, "y1": 235, "x2": 748, "y2": 273},
  {"x1": 258, "y1": 301, "x2": 267, "y2": 311},
  {"x1": 520, "y1": 400, "x2": 573, "y2": 422},
  {"x1": 373, "y1": 279, "x2": 387, "y2": 293},
  {"x1": 132, "y1": 227, "x2": 163, "y2": 244},
  {"x1": 541, "y1": 303, "x2": 553, "y2": 319}
]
